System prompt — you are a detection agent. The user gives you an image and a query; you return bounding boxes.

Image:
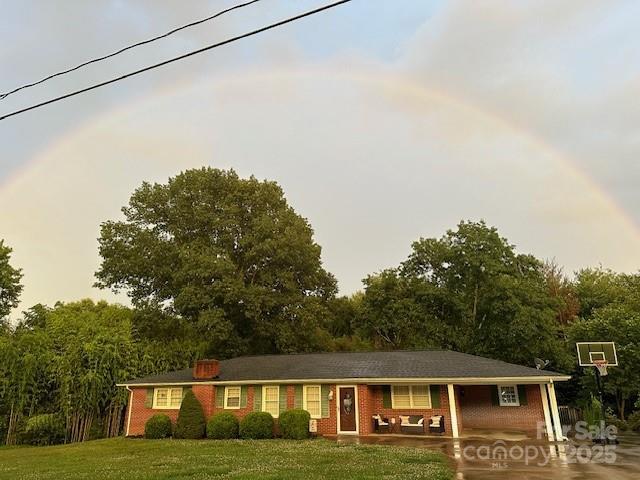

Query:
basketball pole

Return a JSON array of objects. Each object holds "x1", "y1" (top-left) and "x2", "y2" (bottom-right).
[{"x1": 594, "y1": 367, "x2": 608, "y2": 444}]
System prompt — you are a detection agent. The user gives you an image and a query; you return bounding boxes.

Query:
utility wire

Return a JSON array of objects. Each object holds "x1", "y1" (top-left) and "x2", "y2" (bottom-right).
[
  {"x1": 0, "y1": 0, "x2": 353, "y2": 122},
  {"x1": 0, "y1": 0, "x2": 262, "y2": 101}
]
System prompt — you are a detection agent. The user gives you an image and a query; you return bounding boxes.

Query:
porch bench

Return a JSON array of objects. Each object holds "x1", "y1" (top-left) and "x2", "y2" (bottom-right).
[
  {"x1": 399, "y1": 415, "x2": 425, "y2": 434},
  {"x1": 372, "y1": 414, "x2": 390, "y2": 433}
]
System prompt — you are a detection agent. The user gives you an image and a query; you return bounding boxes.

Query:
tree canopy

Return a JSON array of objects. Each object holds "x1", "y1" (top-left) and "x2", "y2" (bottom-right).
[
  {"x1": 0, "y1": 240, "x2": 23, "y2": 322},
  {"x1": 356, "y1": 221, "x2": 570, "y2": 369},
  {"x1": 95, "y1": 168, "x2": 336, "y2": 356}
]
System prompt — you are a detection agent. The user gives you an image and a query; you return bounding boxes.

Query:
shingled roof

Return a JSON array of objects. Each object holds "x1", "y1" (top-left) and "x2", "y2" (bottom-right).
[{"x1": 120, "y1": 350, "x2": 569, "y2": 386}]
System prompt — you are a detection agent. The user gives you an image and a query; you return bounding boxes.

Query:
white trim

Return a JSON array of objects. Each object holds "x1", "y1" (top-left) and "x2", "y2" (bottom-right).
[
  {"x1": 547, "y1": 382, "x2": 565, "y2": 441},
  {"x1": 497, "y1": 385, "x2": 520, "y2": 406},
  {"x1": 117, "y1": 375, "x2": 571, "y2": 387},
  {"x1": 539, "y1": 384, "x2": 555, "y2": 441},
  {"x1": 390, "y1": 385, "x2": 432, "y2": 409},
  {"x1": 336, "y1": 385, "x2": 359, "y2": 435},
  {"x1": 125, "y1": 387, "x2": 133, "y2": 437},
  {"x1": 224, "y1": 386, "x2": 241, "y2": 410},
  {"x1": 447, "y1": 384, "x2": 459, "y2": 439},
  {"x1": 303, "y1": 384, "x2": 322, "y2": 419},
  {"x1": 152, "y1": 387, "x2": 183, "y2": 409},
  {"x1": 262, "y1": 385, "x2": 280, "y2": 418}
]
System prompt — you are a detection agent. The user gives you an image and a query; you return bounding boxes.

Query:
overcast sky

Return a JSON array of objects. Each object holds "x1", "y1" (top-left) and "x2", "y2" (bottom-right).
[{"x1": 1, "y1": 0, "x2": 639, "y2": 317}]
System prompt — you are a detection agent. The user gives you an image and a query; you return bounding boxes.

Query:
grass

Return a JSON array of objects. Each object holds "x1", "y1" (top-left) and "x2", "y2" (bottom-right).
[{"x1": 0, "y1": 437, "x2": 453, "y2": 480}]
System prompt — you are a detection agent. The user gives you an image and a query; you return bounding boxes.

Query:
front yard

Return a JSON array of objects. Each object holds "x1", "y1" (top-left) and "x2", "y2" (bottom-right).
[{"x1": 0, "y1": 437, "x2": 453, "y2": 480}]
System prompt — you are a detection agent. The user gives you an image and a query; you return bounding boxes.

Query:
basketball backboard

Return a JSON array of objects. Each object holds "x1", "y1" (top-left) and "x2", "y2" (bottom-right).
[{"x1": 576, "y1": 342, "x2": 618, "y2": 367}]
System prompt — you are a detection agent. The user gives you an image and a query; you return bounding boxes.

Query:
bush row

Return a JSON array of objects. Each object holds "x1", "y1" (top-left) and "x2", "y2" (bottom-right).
[{"x1": 144, "y1": 390, "x2": 311, "y2": 440}]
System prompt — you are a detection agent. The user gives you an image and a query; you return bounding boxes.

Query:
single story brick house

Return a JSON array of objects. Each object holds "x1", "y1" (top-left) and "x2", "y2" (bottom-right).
[{"x1": 118, "y1": 350, "x2": 570, "y2": 441}]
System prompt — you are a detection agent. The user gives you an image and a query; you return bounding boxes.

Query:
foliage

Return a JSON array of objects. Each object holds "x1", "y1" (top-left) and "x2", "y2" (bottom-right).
[
  {"x1": 543, "y1": 261, "x2": 579, "y2": 325},
  {"x1": 174, "y1": 390, "x2": 205, "y2": 439},
  {"x1": 605, "y1": 411, "x2": 628, "y2": 432},
  {"x1": 627, "y1": 411, "x2": 640, "y2": 432},
  {"x1": 239, "y1": 411, "x2": 274, "y2": 439},
  {"x1": 0, "y1": 299, "x2": 193, "y2": 445},
  {"x1": 0, "y1": 239, "x2": 23, "y2": 321},
  {"x1": 569, "y1": 302, "x2": 640, "y2": 419},
  {"x1": 582, "y1": 395, "x2": 603, "y2": 428},
  {"x1": 278, "y1": 409, "x2": 311, "y2": 439},
  {"x1": 206, "y1": 412, "x2": 239, "y2": 439},
  {"x1": 144, "y1": 414, "x2": 173, "y2": 439},
  {"x1": 0, "y1": 437, "x2": 454, "y2": 480},
  {"x1": 0, "y1": 415, "x2": 7, "y2": 443},
  {"x1": 21, "y1": 414, "x2": 65, "y2": 446},
  {"x1": 95, "y1": 168, "x2": 337, "y2": 357},
  {"x1": 355, "y1": 221, "x2": 571, "y2": 370}
]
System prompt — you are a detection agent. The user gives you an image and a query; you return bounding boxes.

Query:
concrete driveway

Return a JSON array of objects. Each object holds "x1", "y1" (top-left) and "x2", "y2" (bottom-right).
[{"x1": 337, "y1": 433, "x2": 640, "y2": 479}]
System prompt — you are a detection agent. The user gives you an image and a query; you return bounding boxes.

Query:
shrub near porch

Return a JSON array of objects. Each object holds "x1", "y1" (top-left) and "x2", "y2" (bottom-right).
[{"x1": 0, "y1": 437, "x2": 454, "y2": 480}]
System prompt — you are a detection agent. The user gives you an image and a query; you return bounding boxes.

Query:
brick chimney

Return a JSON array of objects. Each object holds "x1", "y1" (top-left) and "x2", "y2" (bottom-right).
[{"x1": 193, "y1": 359, "x2": 220, "y2": 380}]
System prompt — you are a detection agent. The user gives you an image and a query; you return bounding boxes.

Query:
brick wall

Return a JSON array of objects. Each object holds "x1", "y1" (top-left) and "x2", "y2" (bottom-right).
[
  {"x1": 359, "y1": 384, "x2": 456, "y2": 436},
  {"x1": 127, "y1": 388, "x2": 171, "y2": 436},
  {"x1": 128, "y1": 383, "x2": 543, "y2": 437},
  {"x1": 126, "y1": 384, "x2": 340, "y2": 436},
  {"x1": 459, "y1": 384, "x2": 544, "y2": 432}
]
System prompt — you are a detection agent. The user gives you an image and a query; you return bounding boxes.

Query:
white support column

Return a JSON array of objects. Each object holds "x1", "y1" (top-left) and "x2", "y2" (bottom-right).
[
  {"x1": 539, "y1": 384, "x2": 555, "y2": 441},
  {"x1": 447, "y1": 384, "x2": 459, "y2": 438},
  {"x1": 547, "y1": 382, "x2": 564, "y2": 441}
]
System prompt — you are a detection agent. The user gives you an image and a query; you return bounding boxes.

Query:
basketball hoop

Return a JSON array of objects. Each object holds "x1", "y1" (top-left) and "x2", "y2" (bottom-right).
[{"x1": 593, "y1": 359, "x2": 608, "y2": 377}]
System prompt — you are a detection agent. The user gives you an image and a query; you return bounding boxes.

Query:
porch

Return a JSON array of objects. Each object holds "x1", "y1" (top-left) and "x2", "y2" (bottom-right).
[{"x1": 355, "y1": 381, "x2": 565, "y2": 441}]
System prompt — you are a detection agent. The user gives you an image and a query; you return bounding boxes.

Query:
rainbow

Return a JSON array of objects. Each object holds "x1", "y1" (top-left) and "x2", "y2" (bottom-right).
[{"x1": 3, "y1": 67, "x2": 638, "y2": 243}]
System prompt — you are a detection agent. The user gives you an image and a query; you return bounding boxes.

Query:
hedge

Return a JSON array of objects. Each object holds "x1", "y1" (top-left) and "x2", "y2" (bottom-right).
[
  {"x1": 239, "y1": 412, "x2": 274, "y2": 439},
  {"x1": 207, "y1": 412, "x2": 239, "y2": 439},
  {"x1": 175, "y1": 390, "x2": 206, "y2": 439},
  {"x1": 144, "y1": 414, "x2": 173, "y2": 439},
  {"x1": 279, "y1": 409, "x2": 311, "y2": 439}
]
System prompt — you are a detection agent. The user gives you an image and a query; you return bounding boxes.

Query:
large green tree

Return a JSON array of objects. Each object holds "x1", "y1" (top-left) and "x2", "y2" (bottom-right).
[
  {"x1": 0, "y1": 240, "x2": 23, "y2": 323},
  {"x1": 356, "y1": 221, "x2": 570, "y2": 369},
  {"x1": 95, "y1": 168, "x2": 336, "y2": 356}
]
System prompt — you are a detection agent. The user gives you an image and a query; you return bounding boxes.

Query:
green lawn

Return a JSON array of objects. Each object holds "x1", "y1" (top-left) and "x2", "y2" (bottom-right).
[{"x1": 0, "y1": 437, "x2": 453, "y2": 480}]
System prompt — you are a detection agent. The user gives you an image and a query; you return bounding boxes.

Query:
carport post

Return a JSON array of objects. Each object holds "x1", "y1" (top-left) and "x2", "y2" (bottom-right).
[
  {"x1": 547, "y1": 382, "x2": 564, "y2": 441},
  {"x1": 539, "y1": 383, "x2": 555, "y2": 441},
  {"x1": 447, "y1": 384, "x2": 459, "y2": 438}
]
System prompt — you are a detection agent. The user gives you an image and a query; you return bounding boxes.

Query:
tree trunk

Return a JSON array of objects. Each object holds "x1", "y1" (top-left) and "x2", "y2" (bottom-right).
[{"x1": 617, "y1": 397, "x2": 626, "y2": 421}]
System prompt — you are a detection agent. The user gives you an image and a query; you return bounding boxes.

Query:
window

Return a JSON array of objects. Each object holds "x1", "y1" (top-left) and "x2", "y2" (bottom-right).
[
  {"x1": 262, "y1": 386, "x2": 280, "y2": 417},
  {"x1": 153, "y1": 387, "x2": 183, "y2": 409},
  {"x1": 224, "y1": 386, "x2": 241, "y2": 409},
  {"x1": 303, "y1": 385, "x2": 321, "y2": 418},
  {"x1": 391, "y1": 385, "x2": 431, "y2": 409},
  {"x1": 498, "y1": 385, "x2": 520, "y2": 406}
]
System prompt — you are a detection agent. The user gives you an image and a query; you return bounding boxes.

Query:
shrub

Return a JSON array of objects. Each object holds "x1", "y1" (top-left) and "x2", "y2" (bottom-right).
[
  {"x1": 582, "y1": 396, "x2": 603, "y2": 428},
  {"x1": 627, "y1": 411, "x2": 640, "y2": 432},
  {"x1": 279, "y1": 409, "x2": 311, "y2": 439},
  {"x1": 144, "y1": 414, "x2": 173, "y2": 439},
  {"x1": 605, "y1": 412, "x2": 628, "y2": 432},
  {"x1": 239, "y1": 412, "x2": 274, "y2": 439},
  {"x1": 175, "y1": 390, "x2": 206, "y2": 439},
  {"x1": 21, "y1": 414, "x2": 65, "y2": 446},
  {"x1": 207, "y1": 412, "x2": 239, "y2": 439}
]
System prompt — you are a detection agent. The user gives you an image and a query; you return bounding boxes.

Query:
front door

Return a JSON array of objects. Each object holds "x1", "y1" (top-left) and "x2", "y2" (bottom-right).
[{"x1": 338, "y1": 386, "x2": 358, "y2": 434}]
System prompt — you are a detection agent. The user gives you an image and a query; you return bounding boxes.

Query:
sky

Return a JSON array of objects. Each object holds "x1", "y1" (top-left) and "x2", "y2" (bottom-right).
[{"x1": 1, "y1": 0, "x2": 639, "y2": 317}]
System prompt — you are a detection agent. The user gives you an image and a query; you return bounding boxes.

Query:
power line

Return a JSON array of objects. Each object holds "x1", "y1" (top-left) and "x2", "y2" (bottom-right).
[
  {"x1": 0, "y1": 0, "x2": 353, "y2": 122},
  {"x1": 0, "y1": 0, "x2": 262, "y2": 101}
]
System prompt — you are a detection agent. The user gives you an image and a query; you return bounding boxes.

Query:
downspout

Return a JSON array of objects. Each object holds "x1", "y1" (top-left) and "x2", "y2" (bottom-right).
[{"x1": 125, "y1": 386, "x2": 133, "y2": 437}]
